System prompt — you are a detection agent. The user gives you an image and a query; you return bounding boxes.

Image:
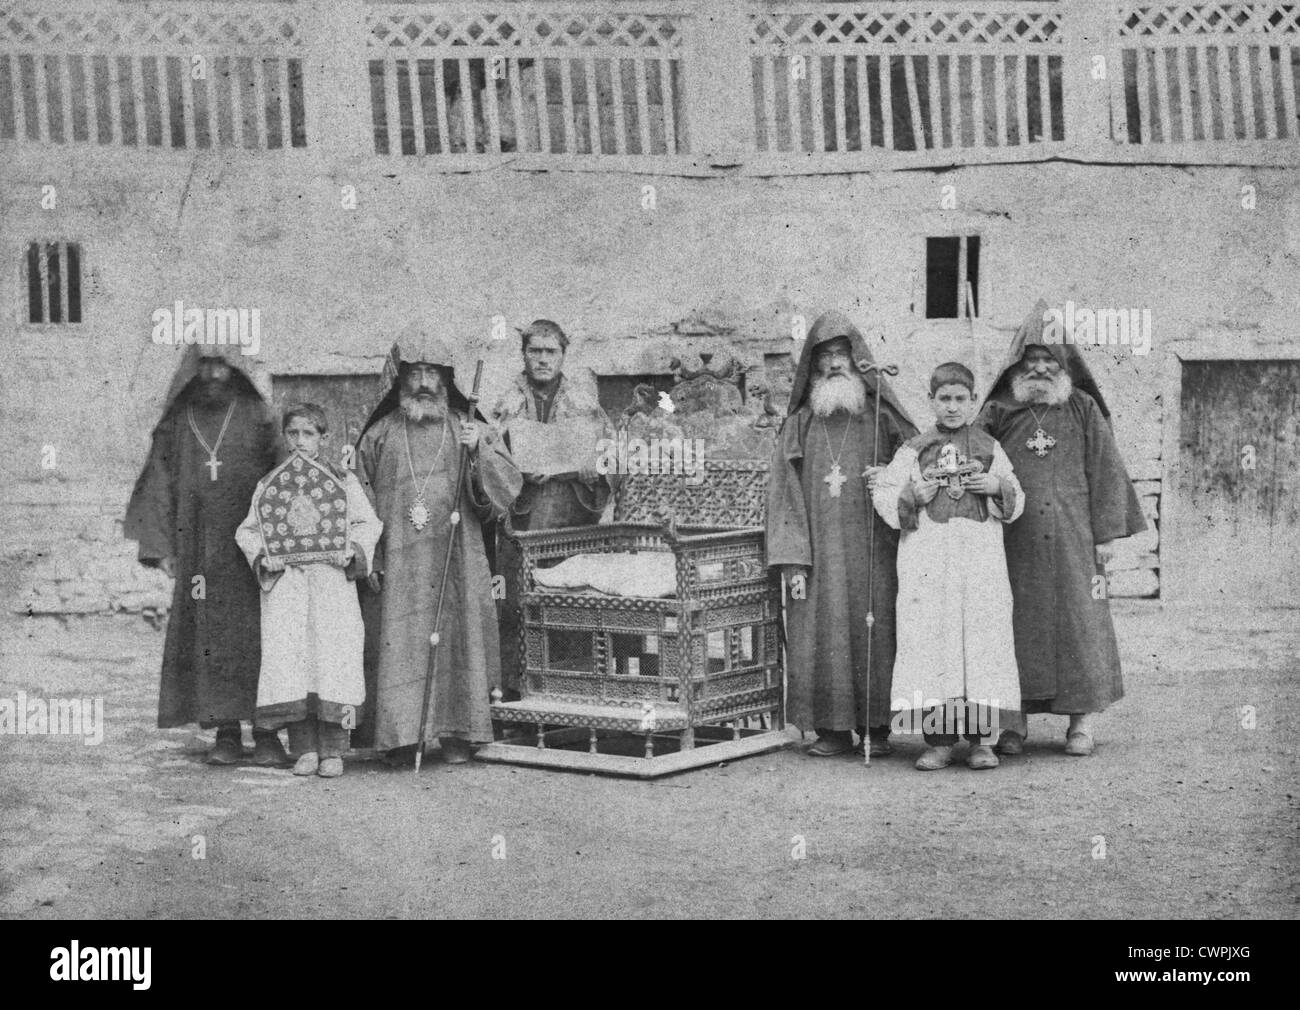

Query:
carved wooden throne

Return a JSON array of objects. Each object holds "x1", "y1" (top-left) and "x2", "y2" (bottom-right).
[{"x1": 477, "y1": 356, "x2": 786, "y2": 777}]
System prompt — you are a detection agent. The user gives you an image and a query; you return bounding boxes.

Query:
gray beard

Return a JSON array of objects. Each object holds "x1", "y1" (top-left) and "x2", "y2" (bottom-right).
[
  {"x1": 1012, "y1": 370, "x2": 1073, "y2": 406},
  {"x1": 399, "y1": 391, "x2": 446, "y2": 423},
  {"x1": 810, "y1": 374, "x2": 867, "y2": 417}
]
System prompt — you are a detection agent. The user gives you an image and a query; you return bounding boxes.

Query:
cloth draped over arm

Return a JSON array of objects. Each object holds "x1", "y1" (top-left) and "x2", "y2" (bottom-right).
[
  {"x1": 1082, "y1": 397, "x2": 1146, "y2": 544},
  {"x1": 986, "y1": 443, "x2": 1025, "y2": 523},
  {"x1": 765, "y1": 413, "x2": 814, "y2": 568},
  {"x1": 234, "y1": 484, "x2": 278, "y2": 592},
  {"x1": 464, "y1": 418, "x2": 523, "y2": 523},
  {"x1": 344, "y1": 470, "x2": 383, "y2": 579},
  {"x1": 872, "y1": 444, "x2": 918, "y2": 532},
  {"x1": 124, "y1": 416, "x2": 179, "y2": 565}
]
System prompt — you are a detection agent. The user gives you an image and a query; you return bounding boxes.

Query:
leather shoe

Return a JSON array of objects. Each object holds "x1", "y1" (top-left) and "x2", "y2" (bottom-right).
[
  {"x1": 206, "y1": 734, "x2": 242, "y2": 766},
  {"x1": 252, "y1": 732, "x2": 289, "y2": 767},
  {"x1": 292, "y1": 752, "x2": 320, "y2": 776},
  {"x1": 995, "y1": 730, "x2": 1025, "y2": 756},
  {"x1": 317, "y1": 756, "x2": 344, "y2": 778},
  {"x1": 915, "y1": 745, "x2": 954, "y2": 770},
  {"x1": 967, "y1": 744, "x2": 1000, "y2": 769},
  {"x1": 807, "y1": 733, "x2": 853, "y2": 757}
]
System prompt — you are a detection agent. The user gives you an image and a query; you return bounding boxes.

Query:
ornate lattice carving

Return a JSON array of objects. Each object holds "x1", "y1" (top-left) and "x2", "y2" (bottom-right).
[
  {"x1": 1118, "y1": 4, "x2": 1300, "y2": 37},
  {"x1": 615, "y1": 460, "x2": 769, "y2": 529},
  {"x1": 367, "y1": 5, "x2": 683, "y2": 50},
  {"x1": 0, "y1": 3, "x2": 302, "y2": 51},
  {"x1": 749, "y1": 6, "x2": 1063, "y2": 48}
]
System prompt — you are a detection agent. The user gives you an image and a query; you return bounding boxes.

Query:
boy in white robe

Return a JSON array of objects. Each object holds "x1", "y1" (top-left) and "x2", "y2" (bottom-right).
[
  {"x1": 871, "y1": 363, "x2": 1023, "y2": 771},
  {"x1": 235, "y1": 403, "x2": 382, "y2": 778}
]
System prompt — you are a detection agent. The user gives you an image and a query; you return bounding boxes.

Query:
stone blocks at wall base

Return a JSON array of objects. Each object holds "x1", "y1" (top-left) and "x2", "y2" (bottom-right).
[{"x1": 7, "y1": 502, "x2": 172, "y2": 618}]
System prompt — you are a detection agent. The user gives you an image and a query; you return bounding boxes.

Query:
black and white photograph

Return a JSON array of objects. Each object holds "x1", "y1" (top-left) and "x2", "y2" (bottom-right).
[{"x1": 0, "y1": 0, "x2": 1294, "y2": 950}]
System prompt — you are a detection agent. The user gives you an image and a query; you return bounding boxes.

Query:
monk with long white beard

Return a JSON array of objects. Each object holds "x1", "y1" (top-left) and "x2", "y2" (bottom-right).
[
  {"x1": 766, "y1": 312, "x2": 917, "y2": 757},
  {"x1": 978, "y1": 301, "x2": 1146, "y2": 756},
  {"x1": 355, "y1": 333, "x2": 521, "y2": 765}
]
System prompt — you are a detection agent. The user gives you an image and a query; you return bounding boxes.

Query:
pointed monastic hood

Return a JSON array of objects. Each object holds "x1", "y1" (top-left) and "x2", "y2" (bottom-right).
[
  {"x1": 986, "y1": 300, "x2": 1112, "y2": 420},
  {"x1": 359, "y1": 323, "x2": 483, "y2": 437},
  {"x1": 788, "y1": 310, "x2": 912, "y2": 424},
  {"x1": 152, "y1": 343, "x2": 270, "y2": 431}
]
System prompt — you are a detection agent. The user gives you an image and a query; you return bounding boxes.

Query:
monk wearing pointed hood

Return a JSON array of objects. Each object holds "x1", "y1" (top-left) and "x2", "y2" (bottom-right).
[
  {"x1": 978, "y1": 301, "x2": 1147, "y2": 756},
  {"x1": 354, "y1": 327, "x2": 522, "y2": 765},
  {"x1": 125, "y1": 345, "x2": 284, "y2": 766},
  {"x1": 766, "y1": 312, "x2": 918, "y2": 757}
]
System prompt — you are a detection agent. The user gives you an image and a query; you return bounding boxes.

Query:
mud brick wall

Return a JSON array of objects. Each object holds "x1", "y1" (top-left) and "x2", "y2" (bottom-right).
[{"x1": 5, "y1": 159, "x2": 1300, "y2": 613}]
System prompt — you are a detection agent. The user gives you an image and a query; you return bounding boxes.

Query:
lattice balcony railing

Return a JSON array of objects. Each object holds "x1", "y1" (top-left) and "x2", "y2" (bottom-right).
[
  {"x1": 1113, "y1": 3, "x2": 1300, "y2": 143},
  {"x1": 366, "y1": 3, "x2": 690, "y2": 156},
  {"x1": 0, "y1": 1, "x2": 306, "y2": 150},
  {"x1": 748, "y1": 3, "x2": 1067, "y2": 155},
  {"x1": 1, "y1": 1, "x2": 1297, "y2": 166}
]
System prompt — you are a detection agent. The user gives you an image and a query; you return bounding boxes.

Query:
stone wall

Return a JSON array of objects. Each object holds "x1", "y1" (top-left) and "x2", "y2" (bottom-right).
[{"x1": 4, "y1": 150, "x2": 1299, "y2": 613}]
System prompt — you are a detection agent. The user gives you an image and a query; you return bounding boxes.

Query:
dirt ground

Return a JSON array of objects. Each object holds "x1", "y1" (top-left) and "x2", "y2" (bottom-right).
[{"x1": 1, "y1": 601, "x2": 1297, "y2": 920}]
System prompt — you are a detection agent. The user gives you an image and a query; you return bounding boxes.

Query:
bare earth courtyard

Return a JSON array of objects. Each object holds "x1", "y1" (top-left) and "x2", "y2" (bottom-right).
[{"x1": 1, "y1": 602, "x2": 1296, "y2": 920}]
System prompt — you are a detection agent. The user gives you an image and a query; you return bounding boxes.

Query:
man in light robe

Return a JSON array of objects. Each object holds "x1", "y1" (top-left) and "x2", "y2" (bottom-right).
[
  {"x1": 978, "y1": 301, "x2": 1147, "y2": 756},
  {"x1": 125, "y1": 345, "x2": 285, "y2": 765},
  {"x1": 487, "y1": 319, "x2": 614, "y2": 695},
  {"x1": 355, "y1": 330, "x2": 522, "y2": 765},
  {"x1": 766, "y1": 312, "x2": 918, "y2": 757}
]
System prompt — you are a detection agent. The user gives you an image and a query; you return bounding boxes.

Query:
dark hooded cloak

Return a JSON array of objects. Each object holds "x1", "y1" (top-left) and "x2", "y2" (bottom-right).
[
  {"x1": 766, "y1": 311, "x2": 918, "y2": 734},
  {"x1": 124, "y1": 344, "x2": 278, "y2": 728},
  {"x1": 977, "y1": 301, "x2": 1147, "y2": 714},
  {"x1": 353, "y1": 328, "x2": 522, "y2": 750}
]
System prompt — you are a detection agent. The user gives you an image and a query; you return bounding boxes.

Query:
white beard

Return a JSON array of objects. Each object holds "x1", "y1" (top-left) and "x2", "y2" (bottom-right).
[
  {"x1": 1011, "y1": 370, "x2": 1073, "y2": 406},
  {"x1": 399, "y1": 391, "x2": 447, "y2": 423},
  {"x1": 809, "y1": 374, "x2": 867, "y2": 417}
]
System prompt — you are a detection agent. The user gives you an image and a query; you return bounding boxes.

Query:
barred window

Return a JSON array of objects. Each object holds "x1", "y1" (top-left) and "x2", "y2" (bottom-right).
[
  {"x1": 25, "y1": 241, "x2": 82, "y2": 324},
  {"x1": 925, "y1": 235, "x2": 980, "y2": 319}
]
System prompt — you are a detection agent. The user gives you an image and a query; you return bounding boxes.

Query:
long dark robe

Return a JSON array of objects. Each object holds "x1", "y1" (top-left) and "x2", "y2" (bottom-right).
[
  {"x1": 768, "y1": 406, "x2": 911, "y2": 731},
  {"x1": 979, "y1": 390, "x2": 1145, "y2": 712},
  {"x1": 125, "y1": 393, "x2": 277, "y2": 727},
  {"x1": 357, "y1": 411, "x2": 521, "y2": 748}
]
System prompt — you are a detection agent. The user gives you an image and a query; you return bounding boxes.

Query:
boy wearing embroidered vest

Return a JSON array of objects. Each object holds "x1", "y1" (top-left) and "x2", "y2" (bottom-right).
[
  {"x1": 235, "y1": 404, "x2": 382, "y2": 778},
  {"x1": 872, "y1": 363, "x2": 1023, "y2": 770}
]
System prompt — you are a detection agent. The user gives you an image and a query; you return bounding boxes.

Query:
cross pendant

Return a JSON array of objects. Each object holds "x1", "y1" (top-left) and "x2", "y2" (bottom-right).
[
  {"x1": 205, "y1": 455, "x2": 222, "y2": 481},
  {"x1": 1026, "y1": 428, "x2": 1056, "y2": 457},
  {"x1": 824, "y1": 463, "x2": 847, "y2": 498}
]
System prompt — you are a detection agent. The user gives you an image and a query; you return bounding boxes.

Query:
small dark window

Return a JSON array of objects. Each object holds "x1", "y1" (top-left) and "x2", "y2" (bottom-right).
[
  {"x1": 25, "y1": 241, "x2": 82, "y2": 324},
  {"x1": 925, "y1": 235, "x2": 980, "y2": 319}
]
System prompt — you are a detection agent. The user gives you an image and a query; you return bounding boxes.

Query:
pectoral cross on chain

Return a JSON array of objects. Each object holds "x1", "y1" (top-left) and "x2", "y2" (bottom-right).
[
  {"x1": 824, "y1": 463, "x2": 847, "y2": 498},
  {"x1": 205, "y1": 455, "x2": 222, "y2": 481},
  {"x1": 1026, "y1": 428, "x2": 1056, "y2": 457}
]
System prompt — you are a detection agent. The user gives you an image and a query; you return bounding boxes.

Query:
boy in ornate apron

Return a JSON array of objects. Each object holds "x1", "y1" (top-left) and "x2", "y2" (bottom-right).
[
  {"x1": 871, "y1": 363, "x2": 1023, "y2": 771},
  {"x1": 235, "y1": 403, "x2": 382, "y2": 777}
]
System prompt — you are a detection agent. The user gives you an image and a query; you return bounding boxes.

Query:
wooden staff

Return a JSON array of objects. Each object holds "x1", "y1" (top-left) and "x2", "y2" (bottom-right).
[
  {"x1": 415, "y1": 359, "x2": 485, "y2": 773},
  {"x1": 856, "y1": 359, "x2": 899, "y2": 767}
]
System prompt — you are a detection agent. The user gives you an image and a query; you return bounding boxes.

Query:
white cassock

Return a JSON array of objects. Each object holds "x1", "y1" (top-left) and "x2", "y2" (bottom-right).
[
  {"x1": 872, "y1": 437, "x2": 1023, "y2": 727},
  {"x1": 235, "y1": 469, "x2": 382, "y2": 726}
]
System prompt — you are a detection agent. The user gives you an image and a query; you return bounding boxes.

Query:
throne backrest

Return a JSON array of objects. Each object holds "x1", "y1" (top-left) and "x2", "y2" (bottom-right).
[{"x1": 613, "y1": 459, "x2": 769, "y2": 529}]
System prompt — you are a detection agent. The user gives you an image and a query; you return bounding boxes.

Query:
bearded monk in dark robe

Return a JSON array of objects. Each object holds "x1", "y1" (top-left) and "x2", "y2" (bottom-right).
[
  {"x1": 355, "y1": 329, "x2": 522, "y2": 766},
  {"x1": 978, "y1": 301, "x2": 1147, "y2": 757},
  {"x1": 766, "y1": 312, "x2": 917, "y2": 757},
  {"x1": 125, "y1": 345, "x2": 284, "y2": 766}
]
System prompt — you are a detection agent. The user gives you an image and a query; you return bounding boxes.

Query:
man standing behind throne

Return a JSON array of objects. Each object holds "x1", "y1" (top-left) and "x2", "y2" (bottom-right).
[{"x1": 488, "y1": 319, "x2": 614, "y2": 696}]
